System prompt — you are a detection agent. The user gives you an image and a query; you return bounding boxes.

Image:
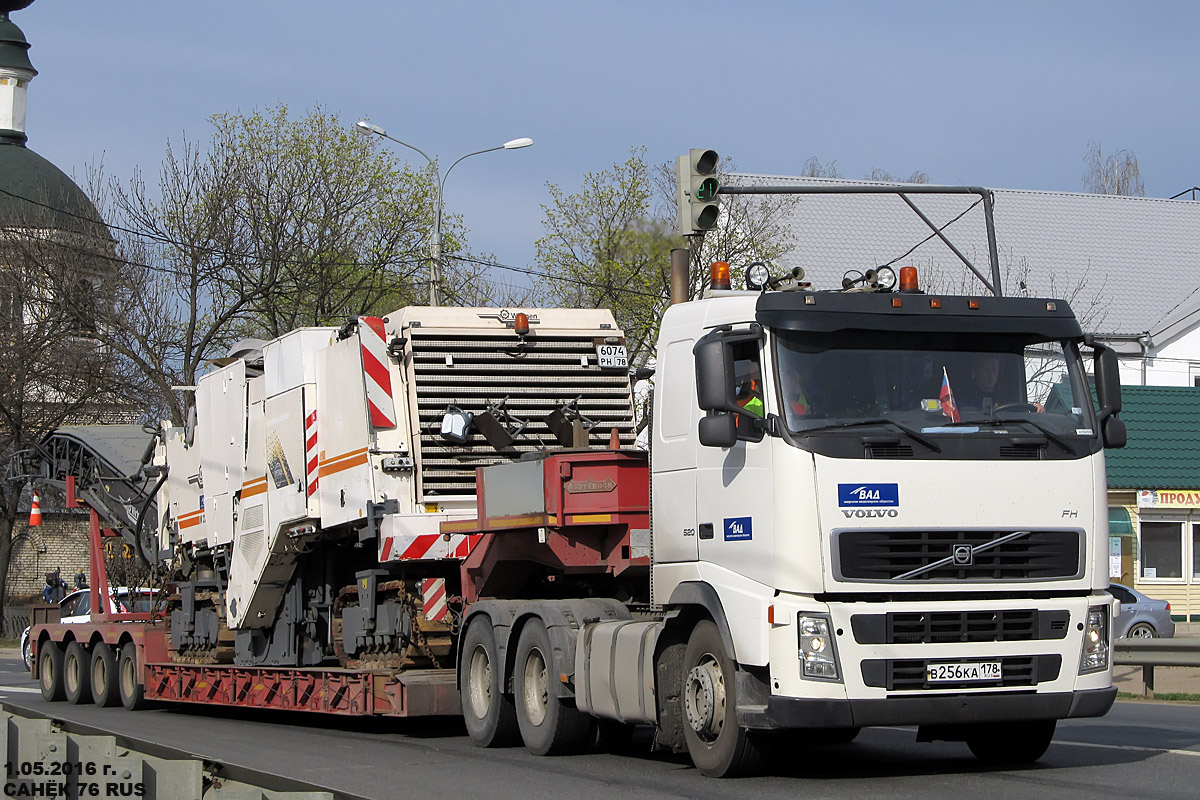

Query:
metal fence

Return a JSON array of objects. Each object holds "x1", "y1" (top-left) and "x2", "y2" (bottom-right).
[
  {"x1": 1113, "y1": 638, "x2": 1200, "y2": 693},
  {"x1": 3, "y1": 606, "x2": 31, "y2": 639}
]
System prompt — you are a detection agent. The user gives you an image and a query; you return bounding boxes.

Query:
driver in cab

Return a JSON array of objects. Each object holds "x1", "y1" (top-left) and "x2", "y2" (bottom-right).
[{"x1": 957, "y1": 354, "x2": 1043, "y2": 413}]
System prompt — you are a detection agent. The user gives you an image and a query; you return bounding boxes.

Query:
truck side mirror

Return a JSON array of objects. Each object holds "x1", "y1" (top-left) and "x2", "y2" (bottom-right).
[
  {"x1": 698, "y1": 413, "x2": 737, "y2": 448},
  {"x1": 1094, "y1": 346, "x2": 1122, "y2": 419},
  {"x1": 694, "y1": 336, "x2": 735, "y2": 412},
  {"x1": 1102, "y1": 416, "x2": 1127, "y2": 449}
]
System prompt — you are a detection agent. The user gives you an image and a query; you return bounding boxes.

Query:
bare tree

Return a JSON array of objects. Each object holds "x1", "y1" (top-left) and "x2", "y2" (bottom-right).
[
  {"x1": 1083, "y1": 141, "x2": 1144, "y2": 196},
  {"x1": 102, "y1": 105, "x2": 446, "y2": 425},
  {"x1": 0, "y1": 211, "x2": 130, "y2": 631},
  {"x1": 867, "y1": 167, "x2": 930, "y2": 184}
]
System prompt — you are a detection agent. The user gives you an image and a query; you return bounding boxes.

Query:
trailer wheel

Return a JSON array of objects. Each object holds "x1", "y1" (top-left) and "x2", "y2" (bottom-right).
[
  {"x1": 91, "y1": 643, "x2": 121, "y2": 707},
  {"x1": 461, "y1": 618, "x2": 519, "y2": 747},
  {"x1": 38, "y1": 642, "x2": 64, "y2": 702},
  {"x1": 118, "y1": 642, "x2": 149, "y2": 711},
  {"x1": 966, "y1": 720, "x2": 1056, "y2": 764},
  {"x1": 513, "y1": 618, "x2": 594, "y2": 756},
  {"x1": 64, "y1": 642, "x2": 93, "y2": 705},
  {"x1": 681, "y1": 620, "x2": 764, "y2": 777}
]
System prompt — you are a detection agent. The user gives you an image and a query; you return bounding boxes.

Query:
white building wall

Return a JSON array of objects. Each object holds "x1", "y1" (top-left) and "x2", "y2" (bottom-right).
[{"x1": 1114, "y1": 323, "x2": 1200, "y2": 387}]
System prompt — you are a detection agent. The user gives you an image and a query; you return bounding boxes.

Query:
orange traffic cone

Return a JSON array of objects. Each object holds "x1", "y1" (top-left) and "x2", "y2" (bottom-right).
[{"x1": 29, "y1": 491, "x2": 42, "y2": 527}]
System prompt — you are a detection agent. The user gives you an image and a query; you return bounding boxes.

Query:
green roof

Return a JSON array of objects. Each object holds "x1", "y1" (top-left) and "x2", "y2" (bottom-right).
[
  {"x1": 1105, "y1": 385, "x2": 1200, "y2": 489},
  {"x1": 0, "y1": 135, "x2": 103, "y2": 232}
]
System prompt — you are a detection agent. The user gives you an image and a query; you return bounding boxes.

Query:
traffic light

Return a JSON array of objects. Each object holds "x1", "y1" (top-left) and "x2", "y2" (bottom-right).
[{"x1": 676, "y1": 149, "x2": 720, "y2": 236}]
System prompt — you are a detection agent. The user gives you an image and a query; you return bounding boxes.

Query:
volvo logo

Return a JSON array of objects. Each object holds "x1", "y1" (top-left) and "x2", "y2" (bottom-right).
[{"x1": 952, "y1": 544, "x2": 974, "y2": 566}]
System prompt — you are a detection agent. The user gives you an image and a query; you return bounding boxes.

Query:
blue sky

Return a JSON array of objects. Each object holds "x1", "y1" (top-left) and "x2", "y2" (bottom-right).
[{"x1": 13, "y1": 1, "x2": 1200, "y2": 276}]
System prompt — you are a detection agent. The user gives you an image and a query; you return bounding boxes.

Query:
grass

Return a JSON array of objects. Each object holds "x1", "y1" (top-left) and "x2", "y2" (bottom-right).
[{"x1": 1117, "y1": 691, "x2": 1200, "y2": 703}]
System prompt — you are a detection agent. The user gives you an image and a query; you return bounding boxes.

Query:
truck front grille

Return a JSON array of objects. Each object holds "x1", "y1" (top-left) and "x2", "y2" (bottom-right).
[
  {"x1": 409, "y1": 331, "x2": 637, "y2": 497},
  {"x1": 835, "y1": 529, "x2": 1082, "y2": 582},
  {"x1": 860, "y1": 655, "x2": 1061, "y2": 690},
  {"x1": 851, "y1": 609, "x2": 1071, "y2": 644}
]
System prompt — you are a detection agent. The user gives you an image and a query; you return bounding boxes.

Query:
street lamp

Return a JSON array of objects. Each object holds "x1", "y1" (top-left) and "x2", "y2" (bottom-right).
[{"x1": 355, "y1": 119, "x2": 533, "y2": 306}]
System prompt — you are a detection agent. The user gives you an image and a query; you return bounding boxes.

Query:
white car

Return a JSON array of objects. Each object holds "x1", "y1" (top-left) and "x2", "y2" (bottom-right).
[{"x1": 21, "y1": 588, "x2": 156, "y2": 670}]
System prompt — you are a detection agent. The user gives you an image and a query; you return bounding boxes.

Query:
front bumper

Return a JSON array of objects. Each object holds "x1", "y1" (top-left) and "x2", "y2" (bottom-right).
[{"x1": 736, "y1": 669, "x2": 1115, "y2": 729}]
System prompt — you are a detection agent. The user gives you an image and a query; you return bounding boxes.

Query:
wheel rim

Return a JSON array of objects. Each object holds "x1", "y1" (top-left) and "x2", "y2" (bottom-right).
[
  {"x1": 521, "y1": 645, "x2": 549, "y2": 727},
  {"x1": 684, "y1": 654, "x2": 725, "y2": 743},
  {"x1": 1131, "y1": 625, "x2": 1155, "y2": 638},
  {"x1": 121, "y1": 655, "x2": 135, "y2": 698},
  {"x1": 467, "y1": 644, "x2": 493, "y2": 719},
  {"x1": 93, "y1": 655, "x2": 106, "y2": 689},
  {"x1": 41, "y1": 652, "x2": 54, "y2": 690},
  {"x1": 65, "y1": 652, "x2": 79, "y2": 693}
]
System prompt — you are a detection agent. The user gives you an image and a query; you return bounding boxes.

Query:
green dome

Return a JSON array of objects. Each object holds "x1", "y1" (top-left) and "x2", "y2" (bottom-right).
[{"x1": 0, "y1": 133, "x2": 103, "y2": 232}]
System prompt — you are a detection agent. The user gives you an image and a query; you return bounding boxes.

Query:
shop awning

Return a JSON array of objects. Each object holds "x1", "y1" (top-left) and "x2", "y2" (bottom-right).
[{"x1": 1108, "y1": 506, "x2": 1134, "y2": 537}]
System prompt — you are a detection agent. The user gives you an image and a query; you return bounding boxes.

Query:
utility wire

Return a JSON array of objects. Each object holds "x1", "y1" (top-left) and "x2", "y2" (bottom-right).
[
  {"x1": 3, "y1": 185, "x2": 668, "y2": 301},
  {"x1": 883, "y1": 198, "x2": 982, "y2": 267}
]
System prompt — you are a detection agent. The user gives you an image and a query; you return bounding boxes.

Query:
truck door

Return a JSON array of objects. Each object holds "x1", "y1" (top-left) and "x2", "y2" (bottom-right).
[
  {"x1": 651, "y1": 337, "x2": 700, "y2": 564},
  {"x1": 694, "y1": 340, "x2": 775, "y2": 584}
]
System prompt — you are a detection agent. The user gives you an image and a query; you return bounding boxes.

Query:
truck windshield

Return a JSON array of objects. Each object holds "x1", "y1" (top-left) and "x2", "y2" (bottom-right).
[{"x1": 774, "y1": 331, "x2": 1096, "y2": 439}]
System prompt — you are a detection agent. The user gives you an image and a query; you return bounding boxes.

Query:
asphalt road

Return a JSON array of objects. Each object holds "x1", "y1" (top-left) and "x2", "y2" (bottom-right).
[{"x1": 0, "y1": 655, "x2": 1197, "y2": 800}]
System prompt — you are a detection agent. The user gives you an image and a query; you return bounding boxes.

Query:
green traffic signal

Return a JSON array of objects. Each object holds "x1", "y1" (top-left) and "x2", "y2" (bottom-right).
[{"x1": 695, "y1": 176, "x2": 720, "y2": 202}]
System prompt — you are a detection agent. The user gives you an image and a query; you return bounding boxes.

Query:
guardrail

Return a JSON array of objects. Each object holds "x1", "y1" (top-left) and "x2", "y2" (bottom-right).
[{"x1": 1113, "y1": 638, "x2": 1200, "y2": 694}]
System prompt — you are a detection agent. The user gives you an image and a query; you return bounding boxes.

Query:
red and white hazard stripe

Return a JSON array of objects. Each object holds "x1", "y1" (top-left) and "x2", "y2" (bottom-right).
[
  {"x1": 305, "y1": 409, "x2": 319, "y2": 498},
  {"x1": 422, "y1": 578, "x2": 447, "y2": 622},
  {"x1": 378, "y1": 533, "x2": 483, "y2": 563},
  {"x1": 359, "y1": 316, "x2": 396, "y2": 428}
]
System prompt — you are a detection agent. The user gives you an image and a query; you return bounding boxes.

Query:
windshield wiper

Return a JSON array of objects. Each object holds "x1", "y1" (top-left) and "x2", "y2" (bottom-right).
[
  {"x1": 942, "y1": 417, "x2": 1075, "y2": 453},
  {"x1": 800, "y1": 418, "x2": 940, "y2": 452}
]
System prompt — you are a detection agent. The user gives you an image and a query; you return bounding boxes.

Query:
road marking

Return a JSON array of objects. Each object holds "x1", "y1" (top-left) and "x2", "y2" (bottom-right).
[
  {"x1": 877, "y1": 725, "x2": 1199, "y2": 758},
  {"x1": 0, "y1": 686, "x2": 40, "y2": 694},
  {"x1": 1053, "y1": 740, "x2": 1200, "y2": 759}
]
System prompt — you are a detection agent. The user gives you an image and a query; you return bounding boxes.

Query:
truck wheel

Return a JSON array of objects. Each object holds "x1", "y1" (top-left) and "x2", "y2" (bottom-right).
[
  {"x1": 38, "y1": 642, "x2": 64, "y2": 702},
  {"x1": 513, "y1": 618, "x2": 594, "y2": 756},
  {"x1": 118, "y1": 642, "x2": 149, "y2": 710},
  {"x1": 64, "y1": 642, "x2": 93, "y2": 705},
  {"x1": 91, "y1": 643, "x2": 121, "y2": 707},
  {"x1": 681, "y1": 620, "x2": 764, "y2": 777},
  {"x1": 966, "y1": 720, "x2": 1056, "y2": 764},
  {"x1": 461, "y1": 618, "x2": 519, "y2": 747}
]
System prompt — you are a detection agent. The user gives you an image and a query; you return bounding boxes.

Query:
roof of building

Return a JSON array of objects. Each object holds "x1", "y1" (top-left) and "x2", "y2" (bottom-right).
[
  {"x1": 1105, "y1": 385, "x2": 1200, "y2": 489},
  {"x1": 0, "y1": 5, "x2": 102, "y2": 233},
  {"x1": 0, "y1": 134, "x2": 103, "y2": 231},
  {"x1": 730, "y1": 174, "x2": 1200, "y2": 345}
]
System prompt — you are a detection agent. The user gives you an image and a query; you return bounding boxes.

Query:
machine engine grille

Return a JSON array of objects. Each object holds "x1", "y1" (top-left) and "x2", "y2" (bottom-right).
[
  {"x1": 851, "y1": 609, "x2": 1071, "y2": 644},
  {"x1": 409, "y1": 330, "x2": 637, "y2": 497},
  {"x1": 835, "y1": 529, "x2": 1082, "y2": 582},
  {"x1": 861, "y1": 655, "x2": 1061, "y2": 690}
]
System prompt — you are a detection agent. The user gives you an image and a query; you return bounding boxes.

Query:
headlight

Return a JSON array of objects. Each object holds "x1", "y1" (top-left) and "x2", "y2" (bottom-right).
[
  {"x1": 1079, "y1": 604, "x2": 1109, "y2": 673},
  {"x1": 798, "y1": 614, "x2": 841, "y2": 681}
]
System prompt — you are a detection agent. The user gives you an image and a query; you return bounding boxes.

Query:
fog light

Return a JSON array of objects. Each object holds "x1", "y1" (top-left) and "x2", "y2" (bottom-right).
[
  {"x1": 798, "y1": 614, "x2": 841, "y2": 682},
  {"x1": 1080, "y1": 604, "x2": 1109, "y2": 673}
]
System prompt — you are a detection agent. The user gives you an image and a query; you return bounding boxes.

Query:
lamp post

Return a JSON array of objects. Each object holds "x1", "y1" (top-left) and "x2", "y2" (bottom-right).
[{"x1": 355, "y1": 120, "x2": 533, "y2": 306}]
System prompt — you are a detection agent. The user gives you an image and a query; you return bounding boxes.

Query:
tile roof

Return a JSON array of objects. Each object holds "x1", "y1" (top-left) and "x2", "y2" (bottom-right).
[
  {"x1": 1105, "y1": 385, "x2": 1200, "y2": 489},
  {"x1": 731, "y1": 175, "x2": 1200, "y2": 341}
]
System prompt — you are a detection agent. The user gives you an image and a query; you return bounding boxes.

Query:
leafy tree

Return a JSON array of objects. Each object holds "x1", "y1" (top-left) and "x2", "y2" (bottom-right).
[
  {"x1": 103, "y1": 105, "x2": 452, "y2": 424},
  {"x1": 1083, "y1": 141, "x2": 1144, "y2": 196}
]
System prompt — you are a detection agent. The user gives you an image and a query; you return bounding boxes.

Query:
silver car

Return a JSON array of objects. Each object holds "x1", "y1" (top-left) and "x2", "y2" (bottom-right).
[{"x1": 1107, "y1": 583, "x2": 1176, "y2": 639}]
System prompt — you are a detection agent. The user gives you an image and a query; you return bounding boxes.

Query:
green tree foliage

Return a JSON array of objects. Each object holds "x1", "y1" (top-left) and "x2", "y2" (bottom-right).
[
  {"x1": 535, "y1": 147, "x2": 799, "y2": 375},
  {"x1": 105, "y1": 105, "x2": 454, "y2": 424}
]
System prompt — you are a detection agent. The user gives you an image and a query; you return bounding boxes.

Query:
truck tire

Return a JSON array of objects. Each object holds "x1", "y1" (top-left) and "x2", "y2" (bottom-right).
[
  {"x1": 461, "y1": 618, "x2": 519, "y2": 747},
  {"x1": 513, "y1": 618, "x2": 594, "y2": 756},
  {"x1": 118, "y1": 642, "x2": 149, "y2": 710},
  {"x1": 681, "y1": 620, "x2": 764, "y2": 777},
  {"x1": 38, "y1": 642, "x2": 64, "y2": 702},
  {"x1": 64, "y1": 641, "x2": 93, "y2": 705},
  {"x1": 966, "y1": 719, "x2": 1056, "y2": 764},
  {"x1": 91, "y1": 643, "x2": 121, "y2": 707}
]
